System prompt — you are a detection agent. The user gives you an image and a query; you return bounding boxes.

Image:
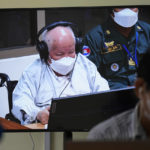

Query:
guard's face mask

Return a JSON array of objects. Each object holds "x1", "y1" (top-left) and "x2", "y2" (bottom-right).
[{"x1": 112, "y1": 8, "x2": 138, "y2": 28}]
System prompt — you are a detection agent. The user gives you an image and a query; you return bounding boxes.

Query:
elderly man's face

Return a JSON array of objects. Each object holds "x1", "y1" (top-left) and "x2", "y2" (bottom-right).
[
  {"x1": 48, "y1": 28, "x2": 76, "y2": 61},
  {"x1": 49, "y1": 42, "x2": 75, "y2": 61}
]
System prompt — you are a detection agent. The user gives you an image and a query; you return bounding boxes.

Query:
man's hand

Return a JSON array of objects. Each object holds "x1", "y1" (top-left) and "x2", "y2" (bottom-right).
[{"x1": 37, "y1": 106, "x2": 50, "y2": 125}]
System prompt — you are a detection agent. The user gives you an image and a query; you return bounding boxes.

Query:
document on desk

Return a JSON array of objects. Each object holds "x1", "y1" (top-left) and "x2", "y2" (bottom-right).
[
  {"x1": 24, "y1": 123, "x2": 45, "y2": 129},
  {"x1": 45, "y1": 124, "x2": 48, "y2": 129}
]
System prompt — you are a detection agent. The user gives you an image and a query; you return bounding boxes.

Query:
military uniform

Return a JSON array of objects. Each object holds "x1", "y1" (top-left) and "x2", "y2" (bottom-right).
[{"x1": 84, "y1": 18, "x2": 150, "y2": 89}]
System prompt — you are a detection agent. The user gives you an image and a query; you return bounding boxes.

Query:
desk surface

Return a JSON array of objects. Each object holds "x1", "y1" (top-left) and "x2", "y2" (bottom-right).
[
  {"x1": 0, "y1": 117, "x2": 45, "y2": 130},
  {"x1": 25, "y1": 123, "x2": 45, "y2": 129}
]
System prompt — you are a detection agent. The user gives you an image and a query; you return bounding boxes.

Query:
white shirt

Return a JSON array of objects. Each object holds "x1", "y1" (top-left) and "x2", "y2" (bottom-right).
[{"x1": 12, "y1": 53, "x2": 109, "y2": 124}]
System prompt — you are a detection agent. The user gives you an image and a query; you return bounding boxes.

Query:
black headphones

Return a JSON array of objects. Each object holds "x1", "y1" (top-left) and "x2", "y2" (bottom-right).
[{"x1": 36, "y1": 21, "x2": 83, "y2": 64}]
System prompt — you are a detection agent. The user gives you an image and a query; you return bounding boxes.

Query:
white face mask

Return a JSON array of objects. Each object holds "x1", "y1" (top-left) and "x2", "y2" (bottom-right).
[
  {"x1": 49, "y1": 55, "x2": 76, "y2": 75},
  {"x1": 113, "y1": 8, "x2": 138, "y2": 28}
]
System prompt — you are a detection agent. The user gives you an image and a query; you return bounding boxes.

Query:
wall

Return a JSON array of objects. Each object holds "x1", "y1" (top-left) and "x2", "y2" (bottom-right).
[
  {"x1": 0, "y1": 54, "x2": 39, "y2": 117},
  {"x1": 0, "y1": 132, "x2": 45, "y2": 150},
  {"x1": 50, "y1": 132, "x2": 88, "y2": 150},
  {"x1": 0, "y1": 0, "x2": 150, "y2": 8}
]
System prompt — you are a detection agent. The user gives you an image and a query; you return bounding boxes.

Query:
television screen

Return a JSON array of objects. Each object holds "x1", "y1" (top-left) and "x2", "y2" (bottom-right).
[{"x1": 0, "y1": 5, "x2": 149, "y2": 132}]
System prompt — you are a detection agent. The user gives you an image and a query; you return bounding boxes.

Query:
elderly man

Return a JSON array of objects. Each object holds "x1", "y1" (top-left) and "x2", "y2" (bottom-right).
[
  {"x1": 88, "y1": 48, "x2": 150, "y2": 140},
  {"x1": 12, "y1": 22, "x2": 109, "y2": 125},
  {"x1": 83, "y1": 7, "x2": 150, "y2": 89}
]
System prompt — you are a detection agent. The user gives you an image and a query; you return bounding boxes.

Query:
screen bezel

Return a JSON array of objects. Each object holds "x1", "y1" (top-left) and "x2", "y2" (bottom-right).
[{"x1": 1, "y1": 5, "x2": 149, "y2": 132}]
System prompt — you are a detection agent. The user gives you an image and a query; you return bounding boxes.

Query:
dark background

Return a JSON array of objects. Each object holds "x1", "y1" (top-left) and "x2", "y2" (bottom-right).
[{"x1": 0, "y1": 6, "x2": 150, "y2": 50}]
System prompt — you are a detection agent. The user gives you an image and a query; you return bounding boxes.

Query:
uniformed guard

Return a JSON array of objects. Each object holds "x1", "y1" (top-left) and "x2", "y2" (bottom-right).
[{"x1": 83, "y1": 7, "x2": 150, "y2": 89}]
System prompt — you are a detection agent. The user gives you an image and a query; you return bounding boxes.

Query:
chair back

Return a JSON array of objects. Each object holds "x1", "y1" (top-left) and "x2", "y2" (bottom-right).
[
  {"x1": 0, "y1": 73, "x2": 10, "y2": 87},
  {"x1": 6, "y1": 80, "x2": 18, "y2": 113},
  {"x1": 5, "y1": 80, "x2": 20, "y2": 123},
  {"x1": 0, "y1": 73, "x2": 20, "y2": 123}
]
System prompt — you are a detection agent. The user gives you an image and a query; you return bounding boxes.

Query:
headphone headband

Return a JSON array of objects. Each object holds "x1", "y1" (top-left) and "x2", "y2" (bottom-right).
[{"x1": 37, "y1": 21, "x2": 76, "y2": 43}]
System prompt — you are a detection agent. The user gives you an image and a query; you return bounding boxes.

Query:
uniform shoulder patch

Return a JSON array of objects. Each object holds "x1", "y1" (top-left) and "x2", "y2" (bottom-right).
[{"x1": 82, "y1": 45, "x2": 91, "y2": 57}]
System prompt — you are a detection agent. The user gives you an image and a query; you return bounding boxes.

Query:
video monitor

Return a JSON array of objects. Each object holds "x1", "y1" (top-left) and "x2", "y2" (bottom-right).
[
  {"x1": 0, "y1": 5, "x2": 149, "y2": 132},
  {"x1": 48, "y1": 87, "x2": 138, "y2": 131}
]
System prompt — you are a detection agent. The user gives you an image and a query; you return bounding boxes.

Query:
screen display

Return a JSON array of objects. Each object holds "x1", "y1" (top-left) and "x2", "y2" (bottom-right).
[{"x1": 0, "y1": 5, "x2": 149, "y2": 132}]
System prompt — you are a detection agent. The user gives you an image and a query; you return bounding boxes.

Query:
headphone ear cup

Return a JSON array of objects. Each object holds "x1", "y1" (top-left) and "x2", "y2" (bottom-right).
[
  {"x1": 36, "y1": 41, "x2": 49, "y2": 64},
  {"x1": 75, "y1": 37, "x2": 83, "y2": 53}
]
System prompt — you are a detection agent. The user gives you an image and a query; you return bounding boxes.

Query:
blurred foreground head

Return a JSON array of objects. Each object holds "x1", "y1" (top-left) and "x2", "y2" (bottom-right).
[{"x1": 135, "y1": 47, "x2": 150, "y2": 121}]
